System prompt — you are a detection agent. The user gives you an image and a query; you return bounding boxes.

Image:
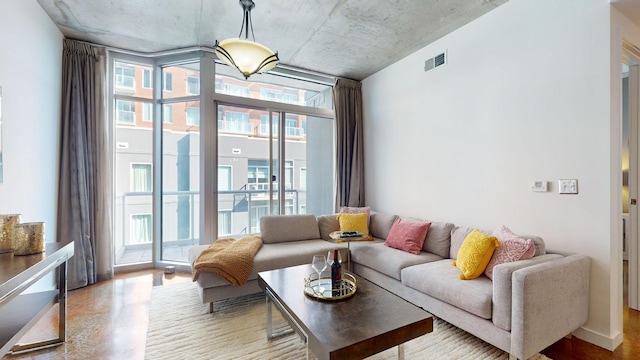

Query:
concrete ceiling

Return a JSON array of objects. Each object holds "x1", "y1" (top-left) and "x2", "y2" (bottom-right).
[{"x1": 36, "y1": 0, "x2": 508, "y2": 80}]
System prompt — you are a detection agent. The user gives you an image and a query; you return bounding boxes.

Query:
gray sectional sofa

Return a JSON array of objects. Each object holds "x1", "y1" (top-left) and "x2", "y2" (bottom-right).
[{"x1": 189, "y1": 212, "x2": 590, "y2": 360}]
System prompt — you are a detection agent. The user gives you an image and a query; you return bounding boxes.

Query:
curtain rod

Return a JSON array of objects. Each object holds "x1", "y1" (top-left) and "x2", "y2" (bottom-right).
[{"x1": 68, "y1": 38, "x2": 341, "y2": 84}]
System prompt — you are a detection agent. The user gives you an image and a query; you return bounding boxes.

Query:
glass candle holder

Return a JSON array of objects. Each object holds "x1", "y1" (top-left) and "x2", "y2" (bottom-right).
[
  {"x1": 0, "y1": 214, "x2": 21, "y2": 253},
  {"x1": 13, "y1": 222, "x2": 45, "y2": 256}
]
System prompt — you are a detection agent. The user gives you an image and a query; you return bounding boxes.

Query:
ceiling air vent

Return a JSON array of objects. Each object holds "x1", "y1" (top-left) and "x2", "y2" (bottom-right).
[{"x1": 424, "y1": 51, "x2": 447, "y2": 72}]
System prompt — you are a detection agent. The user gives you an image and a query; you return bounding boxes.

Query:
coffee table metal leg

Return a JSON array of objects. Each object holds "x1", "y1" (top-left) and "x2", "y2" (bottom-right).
[
  {"x1": 265, "y1": 289, "x2": 309, "y2": 360},
  {"x1": 266, "y1": 293, "x2": 294, "y2": 339},
  {"x1": 398, "y1": 343, "x2": 405, "y2": 360},
  {"x1": 265, "y1": 290, "x2": 309, "y2": 359}
]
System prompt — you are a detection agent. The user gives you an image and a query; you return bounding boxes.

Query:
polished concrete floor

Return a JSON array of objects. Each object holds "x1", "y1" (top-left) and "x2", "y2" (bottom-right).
[{"x1": 3, "y1": 269, "x2": 640, "y2": 360}]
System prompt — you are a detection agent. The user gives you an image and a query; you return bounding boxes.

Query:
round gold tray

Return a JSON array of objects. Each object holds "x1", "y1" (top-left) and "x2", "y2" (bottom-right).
[{"x1": 304, "y1": 272, "x2": 357, "y2": 300}]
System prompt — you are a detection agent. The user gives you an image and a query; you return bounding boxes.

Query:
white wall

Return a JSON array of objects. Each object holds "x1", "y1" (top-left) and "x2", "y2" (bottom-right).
[
  {"x1": 0, "y1": 0, "x2": 63, "y2": 242},
  {"x1": 363, "y1": 0, "x2": 621, "y2": 351}
]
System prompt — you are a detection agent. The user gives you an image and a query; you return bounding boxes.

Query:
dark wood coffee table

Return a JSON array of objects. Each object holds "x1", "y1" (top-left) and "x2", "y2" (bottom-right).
[{"x1": 258, "y1": 264, "x2": 433, "y2": 360}]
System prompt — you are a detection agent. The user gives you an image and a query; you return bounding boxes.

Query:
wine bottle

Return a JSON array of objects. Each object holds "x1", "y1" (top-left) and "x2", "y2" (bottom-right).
[{"x1": 331, "y1": 249, "x2": 342, "y2": 296}]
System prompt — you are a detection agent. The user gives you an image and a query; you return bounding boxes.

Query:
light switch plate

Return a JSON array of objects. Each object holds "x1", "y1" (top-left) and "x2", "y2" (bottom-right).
[
  {"x1": 558, "y1": 179, "x2": 578, "y2": 194},
  {"x1": 531, "y1": 181, "x2": 547, "y2": 192}
]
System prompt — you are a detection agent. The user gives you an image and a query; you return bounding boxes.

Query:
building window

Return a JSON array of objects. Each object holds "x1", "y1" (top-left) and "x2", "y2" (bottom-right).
[
  {"x1": 248, "y1": 160, "x2": 269, "y2": 189},
  {"x1": 285, "y1": 160, "x2": 293, "y2": 189},
  {"x1": 131, "y1": 163, "x2": 152, "y2": 192},
  {"x1": 142, "y1": 102, "x2": 152, "y2": 122},
  {"x1": 224, "y1": 84, "x2": 249, "y2": 96},
  {"x1": 164, "y1": 72, "x2": 173, "y2": 91},
  {"x1": 116, "y1": 100, "x2": 135, "y2": 123},
  {"x1": 284, "y1": 199, "x2": 295, "y2": 215},
  {"x1": 187, "y1": 76, "x2": 200, "y2": 95},
  {"x1": 283, "y1": 89, "x2": 298, "y2": 104},
  {"x1": 260, "y1": 88, "x2": 282, "y2": 101},
  {"x1": 163, "y1": 104, "x2": 172, "y2": 123},
  {"x1": 300, "y1": 168, "x2": 306, "y2": 189},
  {"x1": 224, "y1": 111, "x2": 250, "y2": 133},
  {"x1": 130, "y1": 214, "x2": 152, "y2": 244},
  {"x1": 143, "y1": 69, "x2": 152, "y2": 88},
  {"x1": 218, "y1": 166, "x2": 232, "y2": 191},
  {"x1": 285, "y1": 117, "x2": 298, "y2": 136},
  {"x1": 115, "y1": 63, "x2": 135, "y2": 88},
  {"x1": 218, "y1": 210, "x2": 232, "y2": 235},
  {"x1": 259, "y1": 114, "x2": 278, "y2": 135},
  {"x1": 250, "y1": 202, "x2": 268, "y2": 233},
  {"x1": 186, "y1": 107, "x2": 200, "y2": 126}
]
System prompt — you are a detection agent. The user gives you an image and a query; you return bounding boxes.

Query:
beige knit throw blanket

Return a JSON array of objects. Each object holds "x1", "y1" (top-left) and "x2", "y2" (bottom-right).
[{"x1": 192, "y1": 235, "x2": 263, "y2": 286}]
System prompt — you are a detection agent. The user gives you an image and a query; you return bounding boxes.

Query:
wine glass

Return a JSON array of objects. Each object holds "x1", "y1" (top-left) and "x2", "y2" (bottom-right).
[
  {"x1": 311, "y1": 255, "x2": 327, "y2": 295},
  {"x1": 327, "y1": 250, "x2": 342, "y2": 265}
]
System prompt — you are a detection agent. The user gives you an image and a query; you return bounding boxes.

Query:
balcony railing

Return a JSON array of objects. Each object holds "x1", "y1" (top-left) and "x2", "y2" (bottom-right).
[
  {"x1": 257, "y1": 124, "x2": 305, "y2": 137},
  {"x1": 115, "y1": 188, "x2": 301, "y2": 264},
  {"x1": 218, "y1": 119, "x2": 253, "y2": 134}
]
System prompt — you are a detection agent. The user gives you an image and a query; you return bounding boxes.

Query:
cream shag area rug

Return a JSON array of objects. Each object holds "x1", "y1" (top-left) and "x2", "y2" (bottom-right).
[{"x1": 145, "y1": 282, "x2": 552, "y2": 360}]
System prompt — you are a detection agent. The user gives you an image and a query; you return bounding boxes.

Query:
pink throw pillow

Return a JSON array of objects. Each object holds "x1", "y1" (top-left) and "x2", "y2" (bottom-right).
[
  {"x1": 384, "y1": 218, "x2": 431, "y2": 255},
  {"x1": 339, "y1": 206, "x2": 370, "y2": 216},
  {"x1": 484, "y1": 225, "x2": 536, "y2": 280}
]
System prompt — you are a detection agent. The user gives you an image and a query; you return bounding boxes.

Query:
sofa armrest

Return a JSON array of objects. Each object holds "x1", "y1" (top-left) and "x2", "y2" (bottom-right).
[
  {"x1": 492, "y1": 254, "x2": 563, "y2": 331},
  {"x1": 510, "y1": 254, "x2": 590, "y2": 360}
]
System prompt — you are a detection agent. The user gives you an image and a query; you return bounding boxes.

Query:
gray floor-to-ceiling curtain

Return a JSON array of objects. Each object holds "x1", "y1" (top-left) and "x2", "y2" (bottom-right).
[
  {"x1": 58, "y1": 39, "x2": 113, "y2": 289},
  {"x1": 334, "y1": 78, "x2": 365, "y2": 209}
]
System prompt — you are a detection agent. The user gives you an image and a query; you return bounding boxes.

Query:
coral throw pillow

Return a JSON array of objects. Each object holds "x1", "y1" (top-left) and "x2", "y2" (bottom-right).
[
  {"x1": 484, "y1": 225, "x2": 536, "y2": 280},
  {"x1": 453, "y1": 229, "x2": 500, "y2": 280},
  {"x1": 384, "y1": 218, "x2": 431, "y2": 255},
  {"x1": 336, "y1": 213, "x2": 369, "y2": 235}
]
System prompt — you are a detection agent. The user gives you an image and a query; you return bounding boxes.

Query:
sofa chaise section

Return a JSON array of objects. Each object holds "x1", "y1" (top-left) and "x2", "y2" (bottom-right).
[{"x1": 188, "y1": 214, "x2": 348, "y2": 312}]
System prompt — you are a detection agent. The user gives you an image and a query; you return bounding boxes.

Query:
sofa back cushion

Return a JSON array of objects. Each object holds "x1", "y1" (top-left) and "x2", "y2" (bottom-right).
[
  {"x1": 260, "y1": 214, "x2": 321, "y2": 243},
  {"x1": 451, "y1": 226, "x2": 546, "y2": 259},
  {"x1": 450, "y1": 226, "x2": 478, "y2": 259},
  {"x1": 384, "y1": 218, "x2": 431, "y2": 255},
  {"x1": 317, "y1": 214, "x2": 340, "y2": 240},
  {"x1": 369, "y1": 212, "x2": 398, "y2": 239},
  {"x1": 398, "y1": 216, "x2": 453, "y2": 258},
  {"x1": 423, "y1": 221, "x2": 455, "y2": 258}
]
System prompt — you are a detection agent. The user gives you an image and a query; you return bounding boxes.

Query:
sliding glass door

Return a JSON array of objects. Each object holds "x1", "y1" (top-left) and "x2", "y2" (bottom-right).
[
  {"x1": 216, "y1": 103, "x2": 279, "y2": 236},
  {"x1": 112, "y1": 52, "x2": 335, "y2": 270}
]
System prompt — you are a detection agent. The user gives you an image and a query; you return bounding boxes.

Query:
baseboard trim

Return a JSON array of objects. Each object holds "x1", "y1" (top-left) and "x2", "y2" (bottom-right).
[{"x1": 572, "y1": 326, "x2": 623, "y2": 352}]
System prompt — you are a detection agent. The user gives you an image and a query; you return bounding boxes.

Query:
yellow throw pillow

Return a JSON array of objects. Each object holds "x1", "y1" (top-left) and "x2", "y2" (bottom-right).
[
  {"x1": 453, "y1": 229, "x2": 500, "y2": 280},
  {"x1": 336, "y1": 213, "x2": 369, "y2": 235}
]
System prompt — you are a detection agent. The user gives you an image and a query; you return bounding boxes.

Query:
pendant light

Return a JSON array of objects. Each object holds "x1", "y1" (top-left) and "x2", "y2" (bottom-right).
[{"x1": 214, "y1": 0, "x2": 279, "y2": 79}]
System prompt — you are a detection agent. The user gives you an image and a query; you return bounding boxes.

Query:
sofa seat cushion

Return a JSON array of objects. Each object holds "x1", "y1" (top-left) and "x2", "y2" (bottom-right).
[
  {"x1": 350, "y1": 242, "x2": 442, "y2": 280},
  {"x1": 401, "y1": 260, "x2": 493, "y2": 319},
  {"x1": 190, "y1": 240, "x2": 347, "y2": 289}
]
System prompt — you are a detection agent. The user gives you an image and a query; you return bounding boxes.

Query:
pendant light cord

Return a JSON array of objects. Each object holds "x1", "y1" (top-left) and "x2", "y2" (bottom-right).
[{"x1": 237, "y1": 1, "x2": 257, "y2": 41}]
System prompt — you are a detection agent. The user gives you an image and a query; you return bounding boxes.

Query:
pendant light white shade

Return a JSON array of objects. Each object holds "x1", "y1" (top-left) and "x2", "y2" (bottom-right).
[
  {"x1": 214, "y1": 0, "x2": 279, "y2": 79},
  {"x1": 215, "y1": 38, "x2": 278, "y2": 79}
]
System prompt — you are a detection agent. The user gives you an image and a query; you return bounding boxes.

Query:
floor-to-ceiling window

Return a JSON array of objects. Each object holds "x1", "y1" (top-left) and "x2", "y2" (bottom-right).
[
  {"x1": 112, "y1": 52, "x2": 334, "y2": 270},
  {"x1": 113, "y1": 59, "x2": 155, "y2": 265}
]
